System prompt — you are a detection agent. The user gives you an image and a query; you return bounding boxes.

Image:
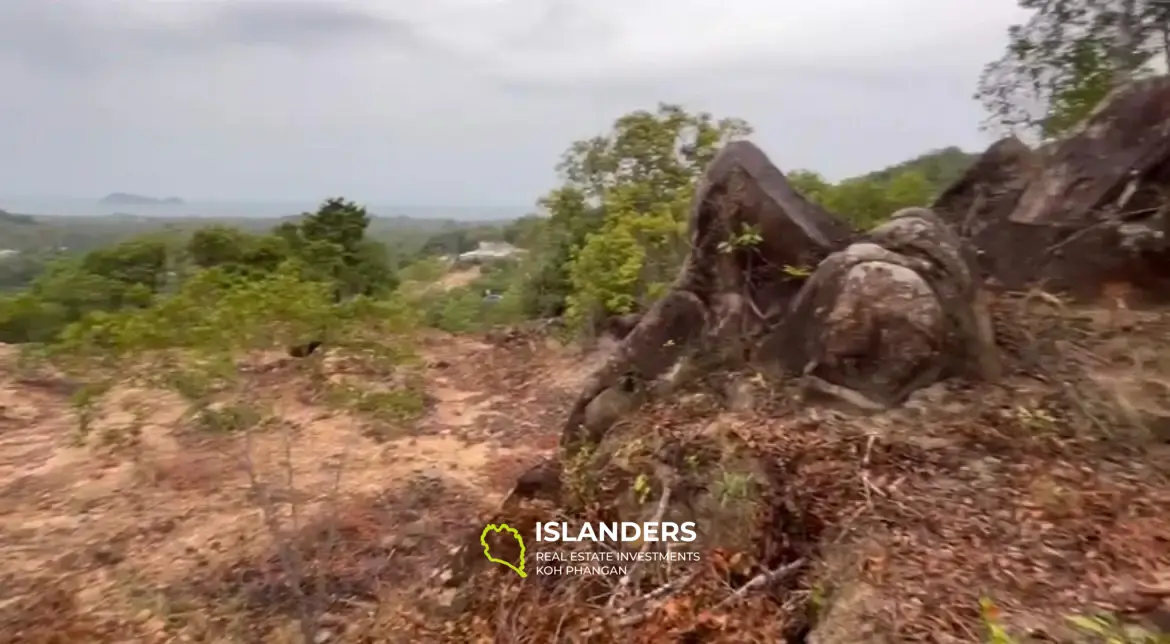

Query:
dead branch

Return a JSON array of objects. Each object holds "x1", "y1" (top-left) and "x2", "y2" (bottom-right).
[{"x1": 713, "y1": 557, "x2": 808, "y2": 610}]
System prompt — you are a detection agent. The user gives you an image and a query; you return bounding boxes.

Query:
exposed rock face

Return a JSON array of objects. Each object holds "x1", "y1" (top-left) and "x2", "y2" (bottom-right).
[
  {"x1": 540, "y1": 77, "x2": 1170, "y2": 488},
  {"x1": 934, "y1": 77, "x2": 1170, "y2": 301},
  {"x1": 759, "y1": 209, "x2": 997, "y2": 406},
  {"x1": 598, "y1": 313, "x2": 642, "y2": 340},
  {"x1": 559, "y1": 140, "x2": 854, "y2": 450},
  {"x1": 558, "y1": 144, "x2": 993, "y2": 451}
]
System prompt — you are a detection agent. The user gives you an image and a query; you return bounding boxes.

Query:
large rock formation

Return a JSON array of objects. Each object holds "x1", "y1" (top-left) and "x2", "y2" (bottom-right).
[
  {"x1": 559, "y1": 140, "x2": 855, "y2": 450},
  {"x1": 557, "y1": 143, "x2": 996, "y2": 453},
  {"x1": 516, "y1": 75, "x2": 1170, "y2": 502},
  {"x1": 441, "y1": 79, "x2": 1170, "y2": 639},
  {"x1": 934, "y1": 76, "x2": 1170, "y2": 300},
  {"x1": 757, "y1": 208, "x2": 999, "y2": 407}
]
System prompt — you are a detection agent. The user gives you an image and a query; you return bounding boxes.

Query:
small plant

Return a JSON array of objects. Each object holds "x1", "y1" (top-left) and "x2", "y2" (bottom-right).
[
  {"x1": 194, "y1": 402, "x2": 262, "y2": 434},
  {"x1": 1013, "y1": 405, "x2": 1058, "y2": 430},
  {"x1": 323, "y1": 379, "x2": 427, "y2": 435},
  {"x1": 808, "y1": 582, "x2": 828, "y2": 620},
  {"x1": 633, "y1": 473, "x2": 652, "y2": 504},
  {"x1": 161, "y1": 365, "x2": 222, "y2": 403},
  {"x1": 1066, "y1": 612, "x2": 1170, "y2": 643},
  {"x1": 717, "y1": 224, "x2": 763, "y2": 254},
  {"x1": 563, "y1": 444, "x2": 601, "y2": 508},
  {"x1": 711, "y1": 470, "x2": 756, "y2": 508},
  {"x1": 68, "y1": 380, "x2": 111, "y2": 443},
  {"x1": 782, "y1": 264, "x2": 813, "y2": 278},
  {"x1": 979, "y1": 598, "x2": 1017, "y2": 644}
]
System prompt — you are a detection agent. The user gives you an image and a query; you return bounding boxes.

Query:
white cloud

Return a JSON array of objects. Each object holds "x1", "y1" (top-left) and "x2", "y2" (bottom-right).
[
  {"x1": 393, "y1": 0, "x2": 1030, "y2": 81},
  {"x1": 0, "y1": 0, "x2": 1029, "y2": 204}
]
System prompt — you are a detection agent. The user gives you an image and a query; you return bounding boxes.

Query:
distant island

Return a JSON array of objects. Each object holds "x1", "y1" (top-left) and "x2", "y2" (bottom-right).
[{"x1": 98, "y1": 193, "x2": 185, "y2": 206}]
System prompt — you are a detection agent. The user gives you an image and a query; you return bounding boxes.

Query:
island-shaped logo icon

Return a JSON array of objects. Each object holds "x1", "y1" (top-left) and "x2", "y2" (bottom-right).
[{"x1": 480, "y1": 523, "x2": 526, "y2": 578}]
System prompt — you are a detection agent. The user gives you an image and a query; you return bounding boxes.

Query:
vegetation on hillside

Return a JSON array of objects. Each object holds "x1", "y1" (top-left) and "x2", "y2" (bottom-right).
[
  {"x1": 503, "y1": 104, "x2": 973, "y2": 332},
  {"x1": 1, "y1": 107, "x2": 975, "y2": 348},
  {"x1": 977, "y1": 0, "x2": 1170, "y2": 138},
  {"x1": 0, "y1": 209, "x2": 510, "y2": 292},
  {"x1": 0, "y1": 199, "x2": 397, "y2": 344}
]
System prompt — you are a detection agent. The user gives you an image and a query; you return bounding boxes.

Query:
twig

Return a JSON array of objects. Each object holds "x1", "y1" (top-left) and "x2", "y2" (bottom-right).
[
  {"x1": 580, "y1": 570, "x2": 698, "y2": 637},
  {"x1": 241, "y1": 427, "x2": 317, "y2": 644},
  {"x1": 631, "y1": 569, "x2": 700, "y2": 606},
  {"x1": 713, "y1": 558, "x2": 807, "y2": 609},
  {"x1": 859, "y1": 433, "x2": 885, "y2": 506},
  {"x1": 606, "y1": 484, "x2": 673, "y2": 609},
  {"x1": 802, "y1": 375, "x2": 887, "y2": 411},
  {"x1": 552, "y1": 586, "x2": 577, "y2": 643},
  {"x1": 311, "y1": 450, "x2": 348, "y2": 636}
]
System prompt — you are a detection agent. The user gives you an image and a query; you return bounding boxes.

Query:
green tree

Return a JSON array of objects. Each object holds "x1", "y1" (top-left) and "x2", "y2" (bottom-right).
[
  {"x1": 419, "y1": 229, "x2": 475, "y2": 257},
  {"x1": 80, "y1": 237, "x2": 169, "y2": 294},
  {"x1": 186, "y1": 226, "x2": 293, "y2": 279},
  {"x1": 0, "y1": 292, "x2": 66, "y2": 343},
  {"x1": 788, "y1": 170, "x2": 834, "y2": 204},
  {"x1": 516, "y1": 186, "x2": 595, "y2": 318},
  {"x1": 279, "y1": 198, "x2": 398, "y2": 298},
  {"x1": 187, "y1": 226, "x2": 250, "y2": 269},
  {"x1": 298, "y1": 197, "x2": 370, "y2": 258},
  {"x1": 793, "y1": 164, "x2": 960, "y2": 230},
  {"x1": 857, "y1": 147, "x2": 977, "y2": 190},
  {"x1": 522, "y1": 103, "x2": 751, "y2": 328},
  {"x1": 821, "y1": 178, "x2": 896, "y2": 231},
  {"x1": 885, "y1": 170, "x2": 933, "y2": 210},
  {"x1": 502, "y1": 215, "x2": 546, "y2": 248},
  {"x1": 976, "y1": 0, "x2": 1170, "y2": 138}
]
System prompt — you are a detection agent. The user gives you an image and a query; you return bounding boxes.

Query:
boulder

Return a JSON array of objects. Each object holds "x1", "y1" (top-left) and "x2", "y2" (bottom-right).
[
  {"x1": 934, "y1": 77, "x2": 1170, "y2": 301},
  {"x1": 559, "y1": 140, "x2": 854, "y2": 450},
  {"x1": 558, "y1": 144, "x2": 995, "y2": 452},
  {"x1": 758, "y1": 208, "x2": 998, "y2": 406}
]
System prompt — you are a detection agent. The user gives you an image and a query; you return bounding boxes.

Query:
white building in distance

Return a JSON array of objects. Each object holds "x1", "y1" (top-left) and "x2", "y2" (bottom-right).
[{"x1": 457, "y1": 241, "x2": 524, "y2": 263}]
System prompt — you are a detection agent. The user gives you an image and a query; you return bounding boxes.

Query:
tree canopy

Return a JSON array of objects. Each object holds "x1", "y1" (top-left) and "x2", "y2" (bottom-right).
[
  {"x1": 501, "y1": 104, "x2": 972, "y2": 334},
  {"x1": 977, "y1": 0, "x2": 1170, "y2": 138},
  {"x1": 2, "y1": 107, "x2": 985, "y2": 347},
  {"x1": 0, "y1": 198, "x2": 398, "y2": 344}
]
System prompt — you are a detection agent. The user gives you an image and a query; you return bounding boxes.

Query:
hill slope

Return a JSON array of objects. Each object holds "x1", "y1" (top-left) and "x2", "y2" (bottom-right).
[{"x1": 857, "y1": 146, "x2": 980, "y2": 191}]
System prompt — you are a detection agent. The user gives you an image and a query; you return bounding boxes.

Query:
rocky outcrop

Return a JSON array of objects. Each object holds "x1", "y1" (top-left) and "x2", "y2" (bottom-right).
[
  {"x1": 558, "y1": 140, "x2": 855, "y2": 450},
  {"x1": 757, "y1": 208, "x2": 998, "y2": 407},
  {"x1": 934, "y1": 77, "x2": 1170, "y2": 301},
  {"x1": 556, "y1": 144, "x2": 994, "y2": 454}
]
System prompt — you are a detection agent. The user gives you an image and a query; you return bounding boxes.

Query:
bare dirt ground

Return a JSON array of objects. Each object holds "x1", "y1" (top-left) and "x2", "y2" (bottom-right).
[
  {"x1": 0, "y1": 330, "x2": 608, "y2": 643},
  {"x1": 422, "y1": 299, "x2": 1170, "y2": 643},
  {"x1": 1, "y1": 301, "x2": 1168, "y2": 643},
  {"x1": 433, "y1": 267, "x2": 482, "y2": 292}
]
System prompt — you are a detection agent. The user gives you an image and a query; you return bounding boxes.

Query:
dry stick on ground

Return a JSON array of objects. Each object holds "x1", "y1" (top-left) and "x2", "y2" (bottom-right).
[
  {"x1": 579, "y1": 570, "x2": 702, "y2": 638},
  {"x1": 859, "y1": 433, "x2": 885, "y2": 507},
  {"x1": 713, "y1": 557, "x2": 808, "y2": 610},
  {"x1": 802, "y1": 375, "x2": 887, "y2": 411},
  {"x1": 606, "y1": 484, "x2": 673, "y2": 610}
]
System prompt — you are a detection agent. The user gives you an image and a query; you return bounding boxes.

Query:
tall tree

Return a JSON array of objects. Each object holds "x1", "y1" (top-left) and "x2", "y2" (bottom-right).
[
  {"x1": 977, "y1": 0, "x2": 1170, "y2": 139},
  {"x1": 524, "y1": 104, "x2": 751, "y2": 326}
]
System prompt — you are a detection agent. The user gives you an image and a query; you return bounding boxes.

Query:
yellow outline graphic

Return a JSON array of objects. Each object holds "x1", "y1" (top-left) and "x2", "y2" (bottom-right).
[{"x1": 480, "y1": 523, "x2": 527, "y2": 578}]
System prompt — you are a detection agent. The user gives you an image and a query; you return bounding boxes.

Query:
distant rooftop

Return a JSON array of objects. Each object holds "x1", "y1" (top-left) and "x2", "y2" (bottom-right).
[{"x1": 457, "y1": 241, "x2": 525, "y2": 262}]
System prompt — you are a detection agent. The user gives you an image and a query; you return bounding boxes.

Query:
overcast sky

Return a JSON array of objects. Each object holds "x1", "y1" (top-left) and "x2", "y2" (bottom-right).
[{"x1": 0, "y1": 0, "x2": 1028, "y2": 207}]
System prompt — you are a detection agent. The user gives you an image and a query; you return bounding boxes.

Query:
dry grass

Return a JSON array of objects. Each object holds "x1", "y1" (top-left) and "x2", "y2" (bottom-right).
[
  {"x1": 1, "y1": 298, "x2": 1169, "y2": 643},
  {"x1": 412, "y1": 294, "x2": 1170, "y2": 643},
  {"x1": 0, "y1": 332, "x2": 578, "y2": 643}
]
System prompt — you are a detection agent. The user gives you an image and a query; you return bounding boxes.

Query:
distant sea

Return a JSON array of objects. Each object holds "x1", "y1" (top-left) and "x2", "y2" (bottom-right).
[{"x1": 0, "y1": 197, "x2": 529, "y2": 221}]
